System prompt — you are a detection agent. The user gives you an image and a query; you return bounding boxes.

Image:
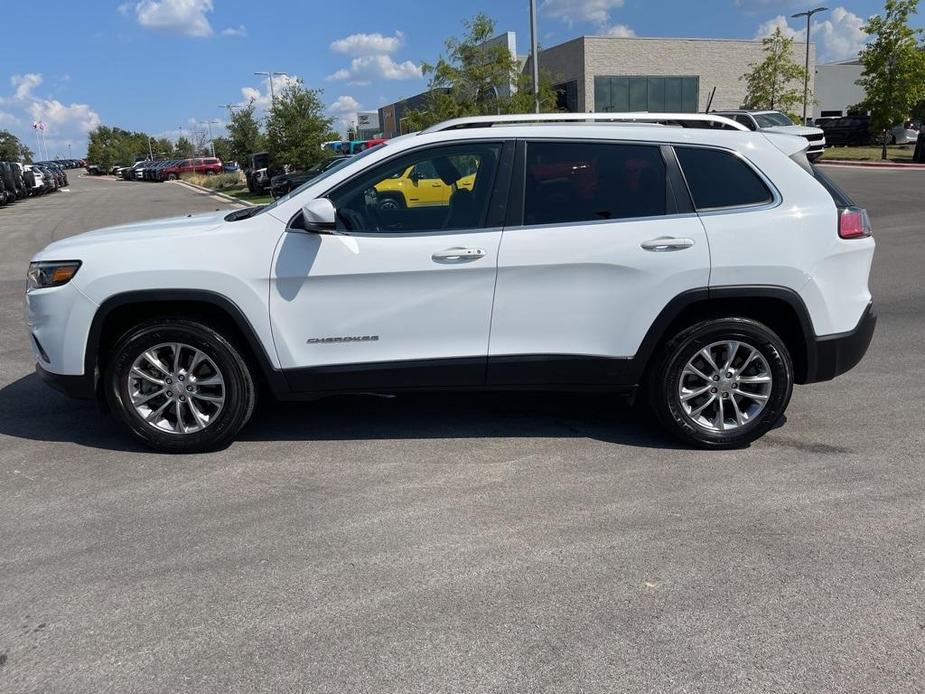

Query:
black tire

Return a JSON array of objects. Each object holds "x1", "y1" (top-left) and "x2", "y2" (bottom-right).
[
  {"x1": 646, "y1": 317, "x2": 793, "y2": 449},
  {"x1": 167, "y1": 173, "x2": 178, "y2": 181},
  {"x1": 377, "y1": 193, "x2": 405, "y2": 212},
  {"x1": 105, "y1": 319, "x2": 256, "y2": 453}
]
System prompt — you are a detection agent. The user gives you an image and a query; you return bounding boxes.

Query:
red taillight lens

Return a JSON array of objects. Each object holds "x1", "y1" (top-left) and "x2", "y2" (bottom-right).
[{"x1": 839, "y1": 207, "x2": 872, "y2": 239}]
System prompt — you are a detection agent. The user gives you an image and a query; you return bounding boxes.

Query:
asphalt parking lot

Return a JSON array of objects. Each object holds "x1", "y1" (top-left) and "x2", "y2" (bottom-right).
[{"x1": 1, "y1": 170, "x2": 922, "y2": 693}]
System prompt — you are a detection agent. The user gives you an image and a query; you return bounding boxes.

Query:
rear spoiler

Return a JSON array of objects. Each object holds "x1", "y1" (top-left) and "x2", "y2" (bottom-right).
[{"x1": 762, "y1": 132, "x2": 809, "y2": 157}]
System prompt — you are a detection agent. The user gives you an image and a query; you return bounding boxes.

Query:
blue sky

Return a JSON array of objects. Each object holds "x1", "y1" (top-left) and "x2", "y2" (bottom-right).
[{"x1": 0, "y1": 0, "x2": 907, "y2": 157}]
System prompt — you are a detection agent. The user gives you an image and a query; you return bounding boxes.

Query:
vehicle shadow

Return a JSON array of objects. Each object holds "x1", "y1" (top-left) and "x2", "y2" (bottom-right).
[{"x1": 0, "y1": 372, "x2": 684, "y2": 452}]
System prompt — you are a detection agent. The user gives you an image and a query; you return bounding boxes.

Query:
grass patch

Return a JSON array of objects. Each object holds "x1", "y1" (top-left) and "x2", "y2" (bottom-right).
[
  {"x1": 821, "y1": 145, "x2": 915, "y2": 162},
  {"x1": 225, "y1": 189, "x2": 273, "y2": 205}
]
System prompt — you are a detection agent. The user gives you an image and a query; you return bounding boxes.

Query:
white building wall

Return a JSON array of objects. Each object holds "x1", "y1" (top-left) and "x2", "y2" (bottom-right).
[{"x1": 814, "y1": 61, "x2": 865, "y2": 117}]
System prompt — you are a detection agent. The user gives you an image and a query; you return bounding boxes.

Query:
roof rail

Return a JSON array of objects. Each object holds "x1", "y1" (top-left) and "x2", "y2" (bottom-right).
[{"x1": 420, "y1": 112, "x2": 749, "y2": 134}]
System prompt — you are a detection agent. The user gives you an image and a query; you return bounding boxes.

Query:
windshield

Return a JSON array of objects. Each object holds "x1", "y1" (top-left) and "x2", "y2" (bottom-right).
[
  {"x1": 256, "y1": 146, "x2": 381, "y2": 216},
  {"x1": 754, "y1": 112, "x2": 795, "y2": 128}
]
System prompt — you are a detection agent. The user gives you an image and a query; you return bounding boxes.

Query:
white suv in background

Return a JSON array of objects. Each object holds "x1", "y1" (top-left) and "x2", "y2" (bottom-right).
[
  {"x1": 715, "y1": 110, "x2": 827, "y2": 161},
  {"x1": 25, "y1": 113, "x2": 875, "y2": 453}
]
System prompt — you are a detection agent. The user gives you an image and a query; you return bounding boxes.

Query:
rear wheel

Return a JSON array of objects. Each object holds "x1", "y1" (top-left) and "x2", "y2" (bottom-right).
[
  {"x1": 105, "y1": 319, "x2": 256, "y2": 453},
  {"x1": 377, "y1": 193, "x2": 405, "y2": 212},
  {"x1": 167, "y1": 173, "x2": 178, "y2": 181},
  {"x1": 647, "y1": 318, "x2": 793, "y2": 449}
]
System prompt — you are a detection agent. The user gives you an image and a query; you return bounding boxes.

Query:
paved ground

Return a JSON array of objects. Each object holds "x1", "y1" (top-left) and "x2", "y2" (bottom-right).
[{"x1": 0, "y1": 170, "x2": 922, "y2": 693}]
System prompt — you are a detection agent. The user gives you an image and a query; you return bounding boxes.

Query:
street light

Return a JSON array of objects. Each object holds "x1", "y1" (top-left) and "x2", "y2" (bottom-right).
[
  {"x1": 792, "y1": 6, "x2": 827, "y2": 125},
  {"x1": 254, "y1": 71, "x2": 290, "y2": 105}
]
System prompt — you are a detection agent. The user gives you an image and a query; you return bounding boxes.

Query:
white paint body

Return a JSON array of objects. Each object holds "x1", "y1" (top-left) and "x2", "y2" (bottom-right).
[{"x1": 27, "y1": 124, "x2": 874, "y2": 379}]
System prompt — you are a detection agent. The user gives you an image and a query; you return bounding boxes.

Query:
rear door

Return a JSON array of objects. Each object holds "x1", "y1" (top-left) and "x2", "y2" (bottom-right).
[{"x1": 487, "y1": 139, "x2": 710, "y2": 385}]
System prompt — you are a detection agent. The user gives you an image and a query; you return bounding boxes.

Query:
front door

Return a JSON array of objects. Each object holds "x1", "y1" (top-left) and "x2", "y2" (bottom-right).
[
  {"x1": 270, "y1": 140, "x2": 510, "y2": 391},
  {"x1": 488, "y1": 139, "x2": 711, "y2": 385}
]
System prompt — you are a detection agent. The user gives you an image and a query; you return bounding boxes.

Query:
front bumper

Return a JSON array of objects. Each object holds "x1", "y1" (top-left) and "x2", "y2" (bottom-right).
[
  {"x1": 804, "y1": 302, "x2": 876, "y2": 383},
  {"x1": 36, "y1": 363, "x2": 95, "y2": 399}
]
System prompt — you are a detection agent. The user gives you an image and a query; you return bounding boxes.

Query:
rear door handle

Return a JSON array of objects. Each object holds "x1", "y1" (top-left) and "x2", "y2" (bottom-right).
[
  {"x1": 432, "y1": 247, "x2": 487, "y2": 262},
  {"x1": 641, "y1": 237, "x2": 695, "y2": 252}
]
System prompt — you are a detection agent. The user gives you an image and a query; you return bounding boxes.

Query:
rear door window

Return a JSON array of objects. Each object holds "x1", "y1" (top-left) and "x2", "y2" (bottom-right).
[
  {"x1": 675, "y1": 146, "x2": 773, "y2": 210},
  {"x1": 523, "y1": 141, "x2": 668, "y2": 225}
]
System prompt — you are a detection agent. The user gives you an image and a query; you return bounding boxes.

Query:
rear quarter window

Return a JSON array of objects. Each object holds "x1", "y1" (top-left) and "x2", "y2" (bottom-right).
[{"x1": 675, "y1": 146, "x2": 773, "y2": 210}]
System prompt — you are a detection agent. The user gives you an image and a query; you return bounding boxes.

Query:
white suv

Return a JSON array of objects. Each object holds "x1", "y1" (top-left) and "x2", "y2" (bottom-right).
[{"x1": 25, "y1": 113, "x2": 876, "y2": 453}]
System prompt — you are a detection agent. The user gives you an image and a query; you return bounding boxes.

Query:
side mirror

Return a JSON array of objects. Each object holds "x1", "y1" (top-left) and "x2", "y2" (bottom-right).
[{"x1": 301, "y1": 198, "x2": 336, "y2": 234}]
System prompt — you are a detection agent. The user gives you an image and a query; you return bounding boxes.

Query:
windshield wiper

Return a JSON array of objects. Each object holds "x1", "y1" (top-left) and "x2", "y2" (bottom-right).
[{"x1": 224, "y1": 205, "x2": 266, "y2": 222}]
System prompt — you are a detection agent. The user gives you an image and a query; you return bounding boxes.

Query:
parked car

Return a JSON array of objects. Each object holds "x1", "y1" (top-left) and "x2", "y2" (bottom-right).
[
  {"x1": 713, "y1": 110, "x2": 827, "y2": 161},
  {"x1": 122, "y1": 161, "x2": 150, "y2": 180},
  {"x1": 160, "y1": 157, "x2": 223, "y2": 180},
  {"x1": 25, "y1": 111, "x2": 875, "y2": 453},
  {"x1": 270, "y1": 155, "x2": 353, "y2": 198},
  {"x1": 0, "y1": 168, "x2": 9, "y2": 205},
  {"x1": 23, "y1": 165, "x2": 46, "y2": 195},
  {"x1": 890, "y1": 120, "x2": 920, "y2": 145},
  {"x1": 818, "y1": 116, "x2": 872, "y2": 146}
]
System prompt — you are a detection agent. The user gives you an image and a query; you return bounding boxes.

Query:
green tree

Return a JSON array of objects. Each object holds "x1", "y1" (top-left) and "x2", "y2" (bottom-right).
[
  {"x1": 226, "y1": 100, "x2": 265, "y2": 163},
  {"x1": 403, "y1": 13, "x2": 558, "y2": 132},
  {"x1": 741, "y1": 27, "x2": 809, "y2": 118},
  {"x1": 174, "y1": 137, "x2": 196, "y2": 158},
  {"x1": 0, "y1": 130, "x2": 33, "y2": 162},
  {"x1": 211, "y1": 136, "x2": 233, "y2": 163},
  {"x1": 858, "y1": 0, "x2": 925, "y2": 132},
  {"x1": 86, "y1": 126, "x2": 154, "y2": 167},
  {"x1": 265, "y1": 80, "x2": 338, "y2": 169}
]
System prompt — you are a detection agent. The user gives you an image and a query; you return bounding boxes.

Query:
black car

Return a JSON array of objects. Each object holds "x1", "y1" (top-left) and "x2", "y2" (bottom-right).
[
  {"x1": 0, "y1": 162, "x2": 24, "y2": 200},
  {"x1": 819, "y1": 116, "x2": 872, "y2": 146},
  {"x1": 269, "y1": 155, "x2": 353, "y2": 198},
  {"x1": 0, "y1": 168, "x2": 9, "y2": 205}
]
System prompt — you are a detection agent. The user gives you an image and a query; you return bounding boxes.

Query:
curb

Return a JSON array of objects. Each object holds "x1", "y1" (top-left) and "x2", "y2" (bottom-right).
[
  {"x1": 818, "y1": 159, "x2": 925, "y2": 170},
  {"x1": 171, "y1": 179, "x2": 254, "y2": 206}
]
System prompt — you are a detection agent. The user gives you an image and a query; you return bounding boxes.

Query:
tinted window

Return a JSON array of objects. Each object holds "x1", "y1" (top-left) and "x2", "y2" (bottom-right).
[
  {"x1": 328, "y1": 142, "x2": 501, "y2": 233},
  {"x1": 523, "y1": 142, "x2": 667, "y2": 226},
  {"x1": 675, "y1": 147, "x2": 772, "y2": 210}
]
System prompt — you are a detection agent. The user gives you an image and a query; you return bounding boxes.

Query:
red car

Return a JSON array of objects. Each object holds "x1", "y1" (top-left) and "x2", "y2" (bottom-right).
[{"x1": 161, "y1": 157, "x2": 223, "y2": 180}]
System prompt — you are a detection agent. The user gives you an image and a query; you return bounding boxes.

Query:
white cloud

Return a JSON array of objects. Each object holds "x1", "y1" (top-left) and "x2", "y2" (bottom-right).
[
  {"x1": 330, "y1": 31, "x2": 404, "y2": 55},
  {"x1": 755, "y1": 14, "x2": 803, "y2": 40},
  {"x1": 128, "y1": 0, "x2": 214, "y2": 38},
  {"x1": 221, "y1": 25, "x2": 247, "y2": 38},
  {"x1": 813, "y1": 7, "x2": 868, "y2": 61},
  {"x1": 602, "y1": 23, "x2": 635, "y2": 37},
  {"x1": 326, "y1": 55, "x2": 422, "y2": 85},
  {"x1": 12, "y1": 73, "x2": 43, "y2": 101},
  {"x1": 238, "y1": 73, "x2": 300, "y2": 108},
  {"x1": 755, "y1": 6, "x2": 867, "y2": 61},
  {"x1": 29, "y1": 99, "x2": 101, "y2": 134},
  {"x1": 328, "y1": 95, "x2": 360, "y2": 114},
  {"x1": 541, "y1": 0, "x2": 625, "y2": 25}
]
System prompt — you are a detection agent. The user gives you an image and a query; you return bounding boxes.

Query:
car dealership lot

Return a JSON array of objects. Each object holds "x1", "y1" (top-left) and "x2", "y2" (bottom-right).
[{"x1": 0, "y1": 171, "x2": 922, "y2": 692}]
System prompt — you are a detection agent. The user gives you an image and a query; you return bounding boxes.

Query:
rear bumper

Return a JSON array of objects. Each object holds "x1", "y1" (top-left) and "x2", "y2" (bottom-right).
[{"x1": 805, "y1": 302, "x2": 876, "y2": 383}]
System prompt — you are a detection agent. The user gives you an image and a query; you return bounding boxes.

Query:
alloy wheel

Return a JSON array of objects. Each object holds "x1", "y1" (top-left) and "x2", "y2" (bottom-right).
[
  {"x1": 677, "y1": 340, "x2": 772, "y2": 432},
  {"x1": 127, "y1": 342, "x2": 225, "y2": 435}
]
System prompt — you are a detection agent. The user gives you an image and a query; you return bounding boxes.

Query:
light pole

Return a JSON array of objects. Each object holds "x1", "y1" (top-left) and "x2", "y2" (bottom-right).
[
  {"x1": 254, "y1": 71, "x2": 290, "y2": 105},
  {"x1": 792, "y1": 6, "x2": 827, "y2": 125},
  {"x1": 529, "y1": 0, "x2": 540, "y2": 113}
]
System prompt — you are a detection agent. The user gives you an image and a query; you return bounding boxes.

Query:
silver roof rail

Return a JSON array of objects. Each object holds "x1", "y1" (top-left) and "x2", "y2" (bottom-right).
[{"x1": 420, "y1": 112, "x2": 749, "y2": 134}]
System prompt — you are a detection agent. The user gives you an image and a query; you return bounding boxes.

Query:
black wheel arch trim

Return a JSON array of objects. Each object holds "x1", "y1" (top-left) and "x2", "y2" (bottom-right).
[
  {"x1": 83, "y1": 289, "x2": 290, "y2": 398},
  {"x1": 631, "y1": 285, "x2": 819, "y2": 385}
]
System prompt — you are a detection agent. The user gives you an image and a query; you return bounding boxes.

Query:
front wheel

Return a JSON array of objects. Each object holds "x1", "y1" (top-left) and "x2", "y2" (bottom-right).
[
  {"x1": 167, "y1": 173, "x2": 178, "y2": 181},
  {"x1": 646, "y1": 318, "x2": 793, "y2": 449},
  {"x1": 105, "y1": 319, "x2": 256, "y2": 453}
]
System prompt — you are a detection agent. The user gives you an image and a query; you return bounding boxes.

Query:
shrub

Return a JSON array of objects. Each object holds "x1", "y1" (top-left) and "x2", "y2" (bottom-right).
[{"x1": 180, "y1": 171, "x2": 244, "y2": 191}]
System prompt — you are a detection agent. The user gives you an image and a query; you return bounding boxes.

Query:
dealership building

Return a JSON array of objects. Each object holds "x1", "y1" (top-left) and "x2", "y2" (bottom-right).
[{"x1": 378, "y1": 33, "x2": 815, "y2": 137}]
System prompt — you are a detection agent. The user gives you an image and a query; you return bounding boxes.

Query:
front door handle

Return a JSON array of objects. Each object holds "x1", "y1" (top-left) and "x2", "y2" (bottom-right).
[
  {"x1": 641, "y1": 237, "x2": 695, "y2": 252},
  {"x1": 432, "y1": 247, "x2": 487, "y2": 262}
]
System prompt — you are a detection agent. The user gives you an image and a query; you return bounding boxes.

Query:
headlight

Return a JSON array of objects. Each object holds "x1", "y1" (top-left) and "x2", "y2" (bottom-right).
[{"x1": 26, "y1": 261, "x2": 81, "y2": 290}]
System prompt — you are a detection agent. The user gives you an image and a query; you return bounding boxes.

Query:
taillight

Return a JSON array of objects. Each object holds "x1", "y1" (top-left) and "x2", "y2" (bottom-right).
[{"x1": 839, "y1": 206, "x2": 872, "y2": 239}]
